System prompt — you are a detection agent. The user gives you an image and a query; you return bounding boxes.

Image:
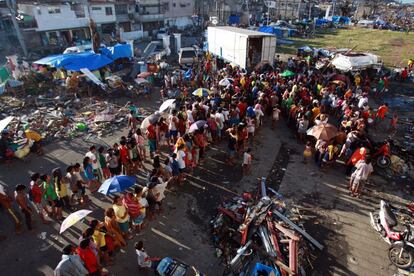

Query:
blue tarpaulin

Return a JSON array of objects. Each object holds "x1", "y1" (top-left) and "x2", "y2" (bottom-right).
[
  {"x1": 258, "y1": 26, "x2": 274, "y2": 34},
  {"x1": 34, "y1": 52, "x2": 114, "y2": 71},
  {"x1": 332, "y1": 16, "x2": 350, "y2": 25},
  {"x1": 184, "y1": 68, "x2": 192, "y2": 80},
  {"x1": 100, "y1": 44, "x2": 132, "y2": 60},
  {"x1": 228, "y1": 15, "x2": 240, "y2": 25},
  {"x1": 315, "y1": 18, "x2": 331, "y2": 26},
  {"x1": 258, "y1": 26, "x2": 294, "y2": 38}
]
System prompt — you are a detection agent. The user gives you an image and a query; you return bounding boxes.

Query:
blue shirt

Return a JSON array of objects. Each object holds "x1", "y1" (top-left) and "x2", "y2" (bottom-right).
[{"x1": 171, "y1": 159, "x2": 180, "y2": 176}]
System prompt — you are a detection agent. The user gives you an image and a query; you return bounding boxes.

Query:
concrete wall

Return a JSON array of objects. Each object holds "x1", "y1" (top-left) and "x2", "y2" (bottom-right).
[
  {"x1": 120, "y1": 29, "x2": 144, "y2": 41},
  {"x1": 164, "y1": 0, "x2": 194, "y2": 18},
  {"x1": 89, "y1": 4, "x2": 117, "y2": 24},
  {"x1": 165, "y1": 16, "x2": 193, "y2": 29},
  {"x1": 19, "y1": 4, "x2": 89, "y2": 32}
]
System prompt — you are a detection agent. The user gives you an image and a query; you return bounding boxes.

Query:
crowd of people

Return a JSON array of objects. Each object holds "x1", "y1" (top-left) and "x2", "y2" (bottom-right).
[{"x1": 0, "y1": 48, "x2": 401, "y2": 275}]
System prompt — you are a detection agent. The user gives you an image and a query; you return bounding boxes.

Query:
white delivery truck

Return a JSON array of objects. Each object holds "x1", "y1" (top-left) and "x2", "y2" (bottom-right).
[{"x1": 207, "y1": 26, "x2": 276, "y2": 69}]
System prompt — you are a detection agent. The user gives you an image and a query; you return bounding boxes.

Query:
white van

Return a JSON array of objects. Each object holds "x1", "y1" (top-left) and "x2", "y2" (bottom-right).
[{"x1": 178, "y1": 47, "x2": 197, "y2": 66}]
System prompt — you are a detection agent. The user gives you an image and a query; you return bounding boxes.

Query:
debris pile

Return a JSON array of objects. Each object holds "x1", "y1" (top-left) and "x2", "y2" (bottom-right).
[
  {"x1": 0, "y1": 94, "x2": 146, "y2": 142},
  {"x1": 211, "y1": 178, "x2": 322, "y2": 275}
]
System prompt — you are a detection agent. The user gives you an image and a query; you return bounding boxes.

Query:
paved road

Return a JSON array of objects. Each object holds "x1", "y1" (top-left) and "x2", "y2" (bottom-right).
[{"x1": 0, "y1": 93, "x2": 410, "y2": 275}]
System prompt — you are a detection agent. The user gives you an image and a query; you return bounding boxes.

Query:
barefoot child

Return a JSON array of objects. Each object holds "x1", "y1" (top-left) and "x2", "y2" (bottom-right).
[
  {"x1": 242, "y1": 148, "x2": 252, "y2": 175},
  {"x1": 272, "y1": 105, "x2": 281, "y2": 129},
  {"x1": 303, "y1": 141, "x2": 313, "y2": 163}
]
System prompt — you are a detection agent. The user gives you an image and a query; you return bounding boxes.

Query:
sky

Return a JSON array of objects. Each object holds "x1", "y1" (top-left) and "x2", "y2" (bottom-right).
[{"x1": 401, "y1": 0, "x2": 414, "y2": 3}]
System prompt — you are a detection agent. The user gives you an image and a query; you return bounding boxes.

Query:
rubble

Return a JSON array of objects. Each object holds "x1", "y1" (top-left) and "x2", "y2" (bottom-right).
[
  {"x1": 0, "y1": 92, "x2": 147, "y2": 143},
  {"x1": 211, "y1": 177, "x2": 321, "y2": 275}
]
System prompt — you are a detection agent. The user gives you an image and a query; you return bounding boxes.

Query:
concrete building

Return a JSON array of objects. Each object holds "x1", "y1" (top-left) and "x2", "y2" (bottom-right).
[
  {"x1": 2, "y1": 0, "x2": 195, "y2": 57},
  {"x1": 164, "y1": 0, "x2": 194, "y2": 29},
  {"x1": 135, "y1": 0, "x2": 195, "y2": 34}
]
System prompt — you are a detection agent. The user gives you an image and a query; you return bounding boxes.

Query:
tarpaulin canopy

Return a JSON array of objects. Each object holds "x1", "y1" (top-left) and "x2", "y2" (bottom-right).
[
  {"x1": 315, "y1": 18, "x2": 331, "y2": 26},
  {"x1": 228, "y1": 15, "x2": 240, "y2": 25},
  {"x1": 34, "y1": 52, "x2": 113, "y2": 71},
  {"x1": 331, "y1": 53, "x2": 382, "y2": 72},
  {"x1": 332, "y1": 16, "x2": 350, "y2": 25},
  {"x1": 100, "y1": 44, "x2": 132, "y2": 60}
]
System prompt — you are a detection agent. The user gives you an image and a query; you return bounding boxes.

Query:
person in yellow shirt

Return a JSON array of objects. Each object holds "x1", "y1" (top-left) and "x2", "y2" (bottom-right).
[
  {"x1": 312, "y1": 102, "x2": 321, "y2": 122},
  {"x1": 89, "y1": 220, "x2": 113, "y2": 265},
  {"x1": 52, "y1": 168, "x2": 70, "y2": 209},
  {"x1": 354, "y1": 74, "x2": 361, "y2": 87},
  {"x1": 24, "y1": 129, "x2": 43, "y2": 155}
]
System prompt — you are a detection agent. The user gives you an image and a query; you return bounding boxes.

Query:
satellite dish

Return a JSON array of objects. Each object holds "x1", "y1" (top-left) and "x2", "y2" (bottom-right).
[{"x1": 212, "y1": 19, "x2": 218, "y2": 25}]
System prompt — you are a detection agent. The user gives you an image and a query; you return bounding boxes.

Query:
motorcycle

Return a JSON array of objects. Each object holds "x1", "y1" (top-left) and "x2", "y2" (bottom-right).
[
  {"x1": 370, "y1": 200, "x2": 403, "y2": 245},
  {"x1": 388, "y1": 229, "x2": 414, "y2": 269},
  {"x1": 370, "y1": 200, "x2": 414, "y2": 269},
  {"x1": 361, "y1": 139, "x2": 391, "y2": 169}
]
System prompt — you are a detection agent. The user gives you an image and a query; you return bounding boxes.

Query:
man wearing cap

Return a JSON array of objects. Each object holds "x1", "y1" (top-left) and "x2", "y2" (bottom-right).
[{"x1": 54, "y1": 244, "x2": 89, "y2": 276}]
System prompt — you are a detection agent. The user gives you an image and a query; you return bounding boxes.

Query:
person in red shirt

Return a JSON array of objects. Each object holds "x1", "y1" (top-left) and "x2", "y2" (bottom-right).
[
  {"x1": 401, "y1": 67, "x2": 408, "y2": 82},
  {"x1": 237, "y1": 98, "x2": 248, "y2": 119},
  {"x1": 30, "y1": 173, "x2": 51, "y2": 224},
  {"x1": 119, "y1": 140, "x2": 130, "y2": 175},
  {"x1": 376, "y1": 103, "x2": 389, "y2": 120},
  {"x1": 346, "y1": 147, "x2": 366, "y2": 175},
  {"x1": 146, "y1": 123, "x2": 157, "y2": 158},
  {"x1": 77, "y1": 238, "x2": 101, "y2": 276}
]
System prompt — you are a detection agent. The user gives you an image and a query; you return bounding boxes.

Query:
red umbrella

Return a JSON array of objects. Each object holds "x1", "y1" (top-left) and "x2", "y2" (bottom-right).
[{"x1": 307, "y1": 123, "x2": 338, "y2": 141}]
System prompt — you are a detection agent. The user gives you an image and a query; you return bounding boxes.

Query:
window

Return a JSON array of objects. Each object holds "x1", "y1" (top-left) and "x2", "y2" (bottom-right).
[
  {"x1": 48, "y1": 7, "x2": 61, "y2": 14},
  {"x1": 71, "y1": 3, "x2": 85, "y2": 18},
  {"x1": 115, "y1": 4, "x2": 128, "y2": 15},
  {"x1": 135, "y1": 4, "x2": 140, "y2": 13},
  {"x1": 173, "y1": 3, "x2": 176, "y2": 7},
  {"x1": 105, "y1": 7, "x2": 113, "y2": 15},
  {"x1": 36, "y1": 7, "x2": 41, "y2": 15},
  {"x1": 92, "y1": 7, "x2": 102, "y2": 11}
]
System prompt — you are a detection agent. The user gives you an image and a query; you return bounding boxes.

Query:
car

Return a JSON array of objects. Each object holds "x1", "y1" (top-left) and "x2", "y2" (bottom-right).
[{"x1": 178, "y1": 47, "x2": 197, "y2": 66}]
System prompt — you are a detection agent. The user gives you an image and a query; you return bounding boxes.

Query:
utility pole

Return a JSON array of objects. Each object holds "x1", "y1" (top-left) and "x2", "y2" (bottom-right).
[
  {"x1": 308, "y1": 0, "x2": 312, "y2": 20},
  {"x1": 5, "y1": 0, "x2": 28, "y2": 56},
  {"x1": 297, "y1": 0, "x2": 301, "y2": 19},
  {"x1": 246, "y1": 0, "x2": 250, "y2": 26}
]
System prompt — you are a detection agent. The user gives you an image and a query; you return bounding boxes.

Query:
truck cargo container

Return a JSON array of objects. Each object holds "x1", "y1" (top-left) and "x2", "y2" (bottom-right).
[{"x1": 207, "y1": 26, "x2": 276, "y2": 69}]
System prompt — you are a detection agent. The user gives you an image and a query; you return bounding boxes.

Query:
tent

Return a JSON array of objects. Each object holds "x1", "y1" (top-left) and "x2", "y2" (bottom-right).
[
  {"x1": 34, "y1": 52, "x2": 113, "y2": 71},
  {"x1": 228, "y1": 15, "x2": 240, "y2": 25},
  {"x1": 315, "y1": 18, "x2": 331, "y2": 26},
  {"x1": 331, "y1": 53, "x2": 382, "y2": 72},
  {"x1": 332, "y1": 16, "x2": 350, "y2": 25},
  {"x1": 258, "y1": 26, "x2": 293, "y2": 38}
]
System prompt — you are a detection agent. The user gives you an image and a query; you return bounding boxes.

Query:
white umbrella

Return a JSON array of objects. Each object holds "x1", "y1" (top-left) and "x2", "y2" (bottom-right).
[
  {"x1": 219, "y1": 78, "x2": 234, "y2": 87},
  {"x1": 159, "y1": 99, "x2": 176, "y2": 113},
  {"x1": 140, "y1": 112, "x2": 162, "y2": 132},
  {"x1": 0, "y1": 116, "x2": 14, "y2": 133},
  {"x1": 189, "y1": 120, "x2": 207, "y2": 133},
  {"x1": 60, "y1": 209, "x2": 92, "y2": 234}
]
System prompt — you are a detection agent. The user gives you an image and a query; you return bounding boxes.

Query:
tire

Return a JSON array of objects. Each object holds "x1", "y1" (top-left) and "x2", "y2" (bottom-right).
[
  {"x1": 388, "y1": 244, "x2": 414, "y2": 269},
  {"x1": 376, "y1": 155, "x2": 391, "y2": 168}
]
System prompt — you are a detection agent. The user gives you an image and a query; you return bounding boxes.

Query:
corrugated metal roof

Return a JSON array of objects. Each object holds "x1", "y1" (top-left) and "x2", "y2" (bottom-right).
[{"x1": 209, "y1": 26, "x2": 274, "y2": 37}]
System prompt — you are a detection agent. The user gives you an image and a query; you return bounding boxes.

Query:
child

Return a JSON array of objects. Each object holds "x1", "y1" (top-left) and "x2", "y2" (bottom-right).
[
  {"x1": 303, "y1": 141, "x2": 313, "y2": 163},
  {"x1": 135, "y1": 241, "x2": 160, "y2": 269},
  {"x1": 134, "y1": 129, "x2": 146, "y2": 160},
  {"x1": 389, "y1": 113, "x2": 398, "y2": 134},
  {"x1": 98, "y1": 147, "x2": 110, "y2": 179},
  {"x1": 246, "y1": 116, "x2": 255, "y2": 142},
  {"x1": 242, "y1": 148, "x2": 252, "y2": 175},
  {"x1": 272, "y1": 105, "x2": 281, "y2": 129}
]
